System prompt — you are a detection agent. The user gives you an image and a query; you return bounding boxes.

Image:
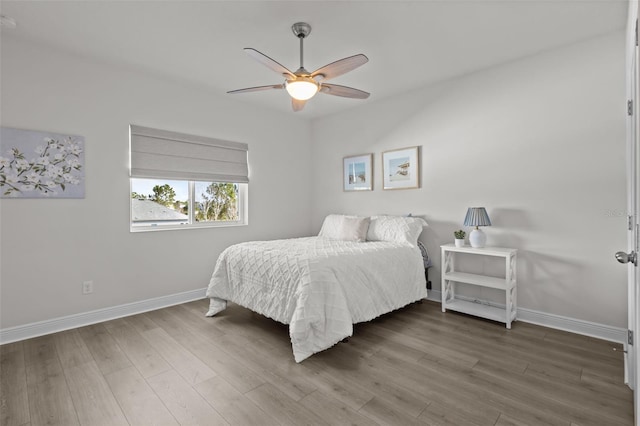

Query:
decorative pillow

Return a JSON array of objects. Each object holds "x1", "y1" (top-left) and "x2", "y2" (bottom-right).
[
  {"x1": 417, "y1": 240, "x2": 432, "y2": 268},
  {"x1": 366, "y1": 215, "x2": 427, "y2": 244},
  {"x1": 318, "y1": 214, "x2": 348, "y2": 239},
  {"x1": 318, "y1": 214, "x2": 370, "y2": 242},
  {"x1": 338, "y1": 216, "x2": 370, "y2": 242}
]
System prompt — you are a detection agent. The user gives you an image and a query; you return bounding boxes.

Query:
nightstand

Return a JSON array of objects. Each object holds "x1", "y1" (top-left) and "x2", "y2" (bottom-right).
[{"x1": 440, "y1": 244, "x2": 517, "y2": 329}]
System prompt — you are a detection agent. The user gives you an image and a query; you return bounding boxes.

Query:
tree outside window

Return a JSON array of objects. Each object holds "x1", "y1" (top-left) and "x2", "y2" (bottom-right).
[{"x1": 195, "y1": 182, "x2": 238, "y2": 222}]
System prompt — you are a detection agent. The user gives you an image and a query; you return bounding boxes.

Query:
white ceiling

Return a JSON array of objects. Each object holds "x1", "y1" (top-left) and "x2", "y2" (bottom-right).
[{"x1": 0, "y1": 0, "x2": 629, "y2": 118}]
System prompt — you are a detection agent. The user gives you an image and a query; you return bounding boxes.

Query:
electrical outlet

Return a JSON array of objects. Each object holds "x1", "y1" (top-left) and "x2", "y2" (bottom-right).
[{"x1": 82, "y1": 280, "x2": 93, "y2": 295}]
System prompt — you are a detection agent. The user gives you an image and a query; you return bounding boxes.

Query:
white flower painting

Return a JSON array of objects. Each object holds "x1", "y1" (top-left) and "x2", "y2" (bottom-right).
[{"x1": 0, "y1": 127, "x2": 85, "y2": 198}]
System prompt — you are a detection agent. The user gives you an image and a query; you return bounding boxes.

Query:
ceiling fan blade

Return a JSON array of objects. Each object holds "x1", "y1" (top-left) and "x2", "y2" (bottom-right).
[
  {"x1": 311, "y1": 54, "x2": 368, "y2": 81},
  {"x1": 244, "y1": 48, "x2": 296, "y2": 78},
  {"x1": 292, "y1": 98, "x2": 307, "y2": 112},
  {"x1": 227, "y1": 84, "x2": 284, "y2": 94},
  {"x1": 320, "y1": 84, "x2": 370, "y2": 99}
]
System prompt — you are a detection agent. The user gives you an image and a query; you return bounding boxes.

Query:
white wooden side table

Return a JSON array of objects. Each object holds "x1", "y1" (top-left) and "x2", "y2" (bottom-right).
[{"x1": 440, "y1": 244, "x2": 518, "y2": 329}]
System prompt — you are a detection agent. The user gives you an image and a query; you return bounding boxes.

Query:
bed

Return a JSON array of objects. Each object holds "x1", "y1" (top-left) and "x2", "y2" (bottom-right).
[{"x1": 205, "y1": 214, "x2": 428, "y2": 362}]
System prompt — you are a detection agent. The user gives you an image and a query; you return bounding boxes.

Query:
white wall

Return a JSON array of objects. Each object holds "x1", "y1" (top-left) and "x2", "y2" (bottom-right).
[
  {"x1": 310, "y1": 32, "x2": 628, "y2": 327},
  {"x1": 0, "y1": 37, "x2": 313, "y2": 329}
]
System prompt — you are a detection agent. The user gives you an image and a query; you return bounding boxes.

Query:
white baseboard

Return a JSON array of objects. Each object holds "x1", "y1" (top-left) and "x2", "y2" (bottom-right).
[
  {"x1": 426, "y1": 290, "x2": 626, "y2": 344},
  {"x1": 0, "y1": 288, "x2": 207, "y2": 345},
  {"x1": 1, "y1": 287, "x2": 626, "y2": 346}
]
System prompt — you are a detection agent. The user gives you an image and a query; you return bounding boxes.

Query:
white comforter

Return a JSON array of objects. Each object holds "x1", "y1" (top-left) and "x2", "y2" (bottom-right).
[{"x1": 206, "y1": 236, "x2": 427, "y2": 362}]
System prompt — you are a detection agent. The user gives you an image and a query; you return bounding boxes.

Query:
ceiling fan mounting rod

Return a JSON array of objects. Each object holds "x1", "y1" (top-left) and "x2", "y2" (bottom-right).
[
  {"x1": 299, "y1": 36, "x2": 304, "y2": 70},
  {"x1": 291, "y1": 22, "x2": 312, "y2": 72}
]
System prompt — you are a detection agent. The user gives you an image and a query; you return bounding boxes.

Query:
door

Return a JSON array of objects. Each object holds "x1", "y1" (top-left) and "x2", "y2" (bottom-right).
[
  {"x1": 631, "y1": 46, "x2": 639, "y2": 422},
  {"x1": 620, "y1": 6, "x2": 640, "y2": 423},
  {"x1": 619, "y1": 5, "x2": 639, "y2": 423},
  {"x1": 634, "y1": 13, "x2": 640, "y2": 421},
  {"x1": 619, "y1": 46, "x2": 637, "y2": 406}
]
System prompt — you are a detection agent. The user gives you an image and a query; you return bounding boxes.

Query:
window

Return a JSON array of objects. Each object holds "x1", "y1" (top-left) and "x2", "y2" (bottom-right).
[
  {"x1": 130, "y1": 178, "x2": 246, "y2": 229},
  {"x1": 129, "y1": 125, "x2": 248, "y2": 231}
]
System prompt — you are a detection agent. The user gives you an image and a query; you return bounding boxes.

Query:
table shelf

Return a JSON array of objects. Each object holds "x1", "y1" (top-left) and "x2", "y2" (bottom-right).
[
  {"x1": 445, "y1": 299, "x2": 517, "y2": 324},
  {"x1": 442, "y1": 271, "x2": 511, "y2": 290}
]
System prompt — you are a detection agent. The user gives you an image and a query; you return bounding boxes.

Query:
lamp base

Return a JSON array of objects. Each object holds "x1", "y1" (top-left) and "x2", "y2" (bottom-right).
[{"x1": 469, "y1": 228, "x2": 487, "y2": 248}]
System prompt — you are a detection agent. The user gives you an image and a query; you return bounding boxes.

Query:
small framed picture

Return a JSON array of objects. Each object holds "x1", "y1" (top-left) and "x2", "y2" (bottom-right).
[
  {"x1": 382, "y1": 146, "x2": 420, "y2": 190},
  {"x1": 343, "y1": 153, "x2": 373, "y2": 191}
]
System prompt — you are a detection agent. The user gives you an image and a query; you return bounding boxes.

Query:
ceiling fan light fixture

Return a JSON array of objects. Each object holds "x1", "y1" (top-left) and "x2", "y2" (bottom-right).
[{"x1": 285, "y1": 77, "x2": 319, "y2": 101}]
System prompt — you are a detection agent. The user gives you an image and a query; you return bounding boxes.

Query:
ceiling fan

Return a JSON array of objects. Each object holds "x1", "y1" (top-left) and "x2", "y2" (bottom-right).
[{"x1": 228, "y1": 22, "x2": 370, "y2": 112}]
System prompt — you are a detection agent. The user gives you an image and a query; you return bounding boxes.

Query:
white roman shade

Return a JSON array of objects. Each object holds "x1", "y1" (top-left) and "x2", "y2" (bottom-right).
[{"x1": 130, "y1": 125, "x2": 249, "y2": 183}]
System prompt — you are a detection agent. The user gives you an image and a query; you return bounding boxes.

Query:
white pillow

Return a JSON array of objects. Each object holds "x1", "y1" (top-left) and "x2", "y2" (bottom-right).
[
  {"x1": 366, "y1": 215, "x2": 427, "y2": 244},
  {"x1": 318, "y1": 214, "x2": 346, "y2": 239},
  {"x1": 319, "y1": 214, "x2": 370, "y2": 242},
  {"x1": 338, "y1": 216, "x2": 370, "y2": 242}
]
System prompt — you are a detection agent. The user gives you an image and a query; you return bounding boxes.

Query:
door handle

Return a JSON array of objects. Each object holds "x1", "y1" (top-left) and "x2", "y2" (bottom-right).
[{"x1": 616, "y1": 251, "x2": 638, "y2": 266}]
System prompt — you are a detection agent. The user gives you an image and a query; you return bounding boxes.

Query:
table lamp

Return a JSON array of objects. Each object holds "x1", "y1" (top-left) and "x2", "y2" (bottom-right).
[{"x1": 464, "y1": 207, "x2": 491, "y2": 248}]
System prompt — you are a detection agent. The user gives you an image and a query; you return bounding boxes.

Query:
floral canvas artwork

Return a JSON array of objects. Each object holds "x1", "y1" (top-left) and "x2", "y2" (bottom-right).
[{"x1": 0, "y1": 127, "x2": 85, "y2": 198}]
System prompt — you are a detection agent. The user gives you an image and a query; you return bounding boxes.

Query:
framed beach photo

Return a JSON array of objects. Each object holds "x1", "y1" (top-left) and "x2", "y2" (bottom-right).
[
  {"x1": 382, "y1": 146, "x2": 420, "y2": 190},
  {"x1": 343, "y1": 154, "x2": 373, "y2": 191}
]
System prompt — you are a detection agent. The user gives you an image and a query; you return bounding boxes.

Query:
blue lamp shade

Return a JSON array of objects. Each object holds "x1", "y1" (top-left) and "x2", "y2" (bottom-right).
[
  {"x1": 464, "y1": 207, "x2": 492, "y2": 228},
  {"x1": 464, "y1": 207, "x2": 491, "y2": 248}
]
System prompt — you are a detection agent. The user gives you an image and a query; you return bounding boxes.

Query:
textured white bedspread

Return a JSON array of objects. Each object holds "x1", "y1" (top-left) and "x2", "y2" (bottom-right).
[{"x1": 205, "y1": 237, "x2": 427, "y2": 362}]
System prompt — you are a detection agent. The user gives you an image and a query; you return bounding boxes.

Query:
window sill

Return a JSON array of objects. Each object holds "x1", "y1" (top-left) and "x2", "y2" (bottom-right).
[{"x1": 130, "y1": 221, "x2": 247, "y2": 233}]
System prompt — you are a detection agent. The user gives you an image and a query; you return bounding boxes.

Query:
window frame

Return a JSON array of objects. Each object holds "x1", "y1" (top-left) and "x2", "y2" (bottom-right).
[{"x1": 129, "y1": 178, "x2": 248, "y2": 232}]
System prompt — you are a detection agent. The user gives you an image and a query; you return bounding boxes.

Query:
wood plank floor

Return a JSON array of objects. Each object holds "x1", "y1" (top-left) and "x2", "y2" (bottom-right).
[{"x1": 0, "y1": 299, "x2": 633, "y2": 426}]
